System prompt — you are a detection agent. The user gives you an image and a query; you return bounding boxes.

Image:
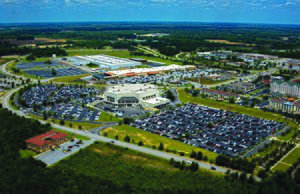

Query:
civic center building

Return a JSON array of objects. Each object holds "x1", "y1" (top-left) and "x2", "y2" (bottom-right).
[{"x1": 103, "y1": 84, "x2": 170, "y2": 109}]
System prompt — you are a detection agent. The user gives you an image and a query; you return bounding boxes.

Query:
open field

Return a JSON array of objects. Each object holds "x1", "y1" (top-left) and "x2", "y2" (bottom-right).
[
  {"x1": 272, "y1": 162, "x2": 291, "y2": 171},
  {"x1": 54, "y1": 142, "x2": 231, "y2": 192},
  {"x1": 102, "y1": 124, "x2": 218, "y2": 161},
  {"x1": 66, "y1": 49, "x2": 181, "y2": 65},
  {"x1": 51, "y1": 74, "x2": 90, "y2": 83},
  {"x1": 282, "y1": 147, "x2": 300, "y2": 165},
  {"x1": 53, "y1": 128, "x2": 90, "y2": 140},
  {"x1": 97, "y1": 111, "x2": 120, "y2": 122},
  {"x1": 206, "y1": 39, "x2": 255, "y2": 46}
]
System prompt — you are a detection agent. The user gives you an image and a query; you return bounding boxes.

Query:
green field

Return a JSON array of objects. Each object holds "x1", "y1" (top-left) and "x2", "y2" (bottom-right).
[
  {"x1": 51, "y1": 74, "x2": 91, "y2": 83},
  {"x1": 53, "y1": 142, "x2": 245, "y2": 193},
  {"x1": 97, "y1": 111, "x2": 120, "y2": 122},
  {"x1": 67, "y1": 49, "x2": 181, "y2": 65},
  {"x1": 253, "y1": 140, "x2": 282, "y2": 158},
  {"x1": 53, "y1": 128, "x2": 90, "y2": 140},
  {"x1": 19, "y1": 149, "x2": 37, "y2": 158},
  {"x1": 272, "y1": 162, "x2": 291, "y2": 171},
  {"x1": 102, "y1": 124, "x2": 218, "y2": 161},
  {"x1": 282, "y1": 147, "x2": 300, "y2": 165}
]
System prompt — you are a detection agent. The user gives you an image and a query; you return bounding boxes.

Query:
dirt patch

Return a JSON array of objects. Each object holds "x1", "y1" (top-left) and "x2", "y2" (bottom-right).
[
  {"x1": 122, "y1": 154, "x2": 148, "y2": 162},
  {"x1": 206, "y1": 39, "x2": 255, "y2": 46},
  {"x1": 94, "y1": 148, "x2": 110, "y2": 156},
  {"x1": 35, "y1": 38, "x2": 67, "y2": 43}
]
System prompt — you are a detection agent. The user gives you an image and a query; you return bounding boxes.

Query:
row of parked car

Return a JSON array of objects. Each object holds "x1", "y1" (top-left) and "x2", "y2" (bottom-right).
[{"x1": 131, "y1": 103, "x2": 284, "y2": 157}]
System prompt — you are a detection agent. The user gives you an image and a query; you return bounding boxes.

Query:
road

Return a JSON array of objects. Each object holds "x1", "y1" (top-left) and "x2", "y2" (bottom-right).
[{"x1": 170, "y1": 88, "x2": 181, "y2": 104}]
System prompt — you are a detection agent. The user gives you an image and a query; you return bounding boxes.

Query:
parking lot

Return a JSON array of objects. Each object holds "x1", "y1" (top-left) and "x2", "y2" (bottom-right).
[
  {"x1": 96, "y1": 103, "x2": 147, "y2": 118},
  {"x1": 20, "y1": 85, "x2": 102, "y2": 122},
  {"x1": 131, "y1": 103, "x2": 284, "y2": 157},
  {"x1": 35, "y1": 139, "x2": 94, "y2": 165},
  {"x1": 24, "y1": 68, "x2": 87, "y2": 78}
]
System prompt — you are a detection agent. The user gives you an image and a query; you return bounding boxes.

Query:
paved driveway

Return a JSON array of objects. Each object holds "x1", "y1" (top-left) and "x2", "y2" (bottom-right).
[{"x1": 35, "y1": 139, "x2": 94, "y2": 166}]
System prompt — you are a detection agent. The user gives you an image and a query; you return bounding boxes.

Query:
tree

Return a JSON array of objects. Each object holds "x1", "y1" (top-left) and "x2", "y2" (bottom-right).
[
  {"x1": 229, "y1": 97, "x2": 235, "y2": 104},
  {"x1": 158, "y1": 142, "x2": 164, "y2": 150},
  {"x1": 189, "y1": 162, "x2": 199, "y2": 172},
  {"x1": 124, "y1": 135, "x2": 131, "y2": 143},
  {"x1": 190, "y1": 150, "x2": 196, "y2": 158},
  {"x1": 59, "y1": 120, "x2": 65, "y2": 126},
  {"x1": 123, "y1": 117, "x2": 134, "y2": 125},
  {"x1": 138, "y1": 141, "x2": 144, "y2": 146},
  {"x1": 170, "y1": 158, "x2": 175, "y2": 165},
  {"x1": 180, "y1": 161, "x2": 186, "y2": 170},
  {"x1": 207, "y1": 122, "x2": 214, "y2": 128},
  {"x1": 196, "y1": 151, "x2": 203, "y2": 160},
  {"x1": 166, "y1": 90, "x2": 175, "y2": 101}
]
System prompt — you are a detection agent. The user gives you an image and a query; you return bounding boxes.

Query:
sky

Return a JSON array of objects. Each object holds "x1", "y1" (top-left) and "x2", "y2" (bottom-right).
[{"x1": 0, "y1": 0, "x2": 300, "y2": 24}]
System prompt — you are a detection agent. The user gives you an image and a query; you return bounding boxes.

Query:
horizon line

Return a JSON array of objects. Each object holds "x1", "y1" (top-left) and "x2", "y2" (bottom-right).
[{"x1": 0, "y1": 20, "x2": 300, "y2": 26}]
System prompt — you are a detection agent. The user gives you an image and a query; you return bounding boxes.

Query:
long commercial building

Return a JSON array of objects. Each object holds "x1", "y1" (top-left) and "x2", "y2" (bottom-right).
[
  {"x1": 104, "y1": 64, "x2": 196, "y2": 77},
  {"x1": 270, "y1": 80, "x2": 300, "y2": 98},
  {"x1": 269, "y1": 98, "x2": 300, "y2": 113},
  {"x1": 69, "y1": 55, "x2": 141, "y2": 70},
  {"x1": 103, "y1": 84, "x2": 170, "y2": 109}
]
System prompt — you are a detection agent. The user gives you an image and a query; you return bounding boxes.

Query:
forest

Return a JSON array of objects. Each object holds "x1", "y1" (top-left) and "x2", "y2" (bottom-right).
[
  {"x1": 0, "y1": 22, "x2": 300, "y2": 58},
  {"x1": 0, "y1": 107, "x2": 300, "y2": 194}
]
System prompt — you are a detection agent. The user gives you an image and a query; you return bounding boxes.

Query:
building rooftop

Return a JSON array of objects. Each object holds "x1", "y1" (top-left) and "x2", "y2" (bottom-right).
[
  {"x1": 105, "y1": 64, "x2": 196, "y2": 77},
  {"x1": 26, "y1": 131, "x2": 67, "y2": 146},
  {"x1": 106, "y1": 84, "x2": 158, "y2": 94}
]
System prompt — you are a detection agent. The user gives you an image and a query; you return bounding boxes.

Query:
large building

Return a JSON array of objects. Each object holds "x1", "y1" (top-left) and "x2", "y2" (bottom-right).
[
  {"x1": 269, "y1": 98, "x2": 300, "y2": 113},
  {"x1": 226, "y1": 81, "x2": 256, "y2": 93},
  {"x1": 103, "y1": 84, "x2": 170, "y2": 109},
  {"x1": 69, "y1": 54, "x2": 141, "y2": 70},
  {"x1": 104, "y1": 64, "x2": 196, "y2": 77},
  {"x1": 270, "y1": 80, "x2": 300, "y2": 98},
  {"x1": 26, "y1": 131, "x2": 68, "y2": 153}
]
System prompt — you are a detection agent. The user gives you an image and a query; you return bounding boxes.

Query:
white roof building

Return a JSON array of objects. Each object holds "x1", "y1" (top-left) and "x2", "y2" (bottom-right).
[{"x1": 104, "y1": 84, "x2": 170, "y2": 109}]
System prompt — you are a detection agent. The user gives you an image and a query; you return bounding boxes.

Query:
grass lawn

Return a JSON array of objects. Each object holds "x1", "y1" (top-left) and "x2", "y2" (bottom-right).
[
  {"x1": 53, "y1": 142, "x2": 229, "y2": 193},
  {"x1": 272, "y1": 162, "x2": 291, "y2": 171},
  {"x1": 97, "y1": 111, "x2": 120, "y2": 122},
  {"x1": 19, "y1": 149, "x2": 37, "y2": 158},
  {"x1": 53, "y1": 128, "x2": 90, "y2": 140},
  {"x1": 253, "y1": 140, "x2": 282, "y2": 158},
  {"x1": 102, "y1": 125, "x2": 218, "y2": 161},
  {"x1": 282, "y1": 147, "x2": 300, "y2": 165},
  {"x1": 28, "y1": 113, "x2": 103, "y2": 130},
  {"x1": 51, "y1": 74, "x2": 91, "y2": 83}
]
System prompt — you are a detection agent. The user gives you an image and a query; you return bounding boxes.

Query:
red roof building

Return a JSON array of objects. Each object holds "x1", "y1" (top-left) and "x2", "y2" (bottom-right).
[{"x1": 26, "y1": 131, "x2": 68, "y2": 153}]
